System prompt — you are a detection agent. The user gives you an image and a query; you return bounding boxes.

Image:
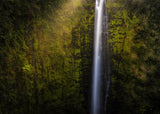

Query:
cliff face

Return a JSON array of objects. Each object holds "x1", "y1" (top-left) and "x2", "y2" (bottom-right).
[
  {"x1": 1, "y1": 0, "x2": 159, "y2": 113},
  {"x1": 0, "y1": 0, "x2": 94, "y2": 114},
  {"x1": 107, "y1": 0, "x2": 160, "y2": 113}
]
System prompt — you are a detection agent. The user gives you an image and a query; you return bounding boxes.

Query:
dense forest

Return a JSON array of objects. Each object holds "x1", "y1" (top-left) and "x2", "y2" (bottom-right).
[
  {"x1": 0, "y1": 0, "x2": 94, "y2": 113},
  {"x1": 0, "y1": 0, "x2": 160, "y2": 114},
  {"x1": 107, "y1": 0, "x2": 160, "y2": 113}
]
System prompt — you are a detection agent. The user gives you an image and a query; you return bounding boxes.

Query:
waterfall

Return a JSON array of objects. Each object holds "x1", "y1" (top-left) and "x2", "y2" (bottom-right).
[{"x1": 91, "y1": 0, "x2": 110, "y2": 114}]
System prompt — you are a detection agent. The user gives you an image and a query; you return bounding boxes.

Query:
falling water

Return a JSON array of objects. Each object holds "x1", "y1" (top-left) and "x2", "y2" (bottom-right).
[{"x1": 91, "y1": 0, "x2": 110, "y2": 114}]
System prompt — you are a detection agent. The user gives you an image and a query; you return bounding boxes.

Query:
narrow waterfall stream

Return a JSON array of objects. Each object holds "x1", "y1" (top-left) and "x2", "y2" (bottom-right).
[{"x1": 91, "y1": 0, "x2": 110, "y2": 114}]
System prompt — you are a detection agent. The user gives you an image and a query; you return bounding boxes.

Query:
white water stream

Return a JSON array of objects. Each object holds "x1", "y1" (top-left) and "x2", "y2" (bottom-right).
[{"x1": 91, "y1": 0, "x2": 105, "y2": 114}]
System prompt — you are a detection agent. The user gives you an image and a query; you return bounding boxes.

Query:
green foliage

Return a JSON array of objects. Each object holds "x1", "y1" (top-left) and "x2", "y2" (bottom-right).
[
  {"x1": 0, "y1": 0, "x2": 94, "y2": 113},
  {"x1": 107, "y1": 0, "x2": 160, "y2": 113}
]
